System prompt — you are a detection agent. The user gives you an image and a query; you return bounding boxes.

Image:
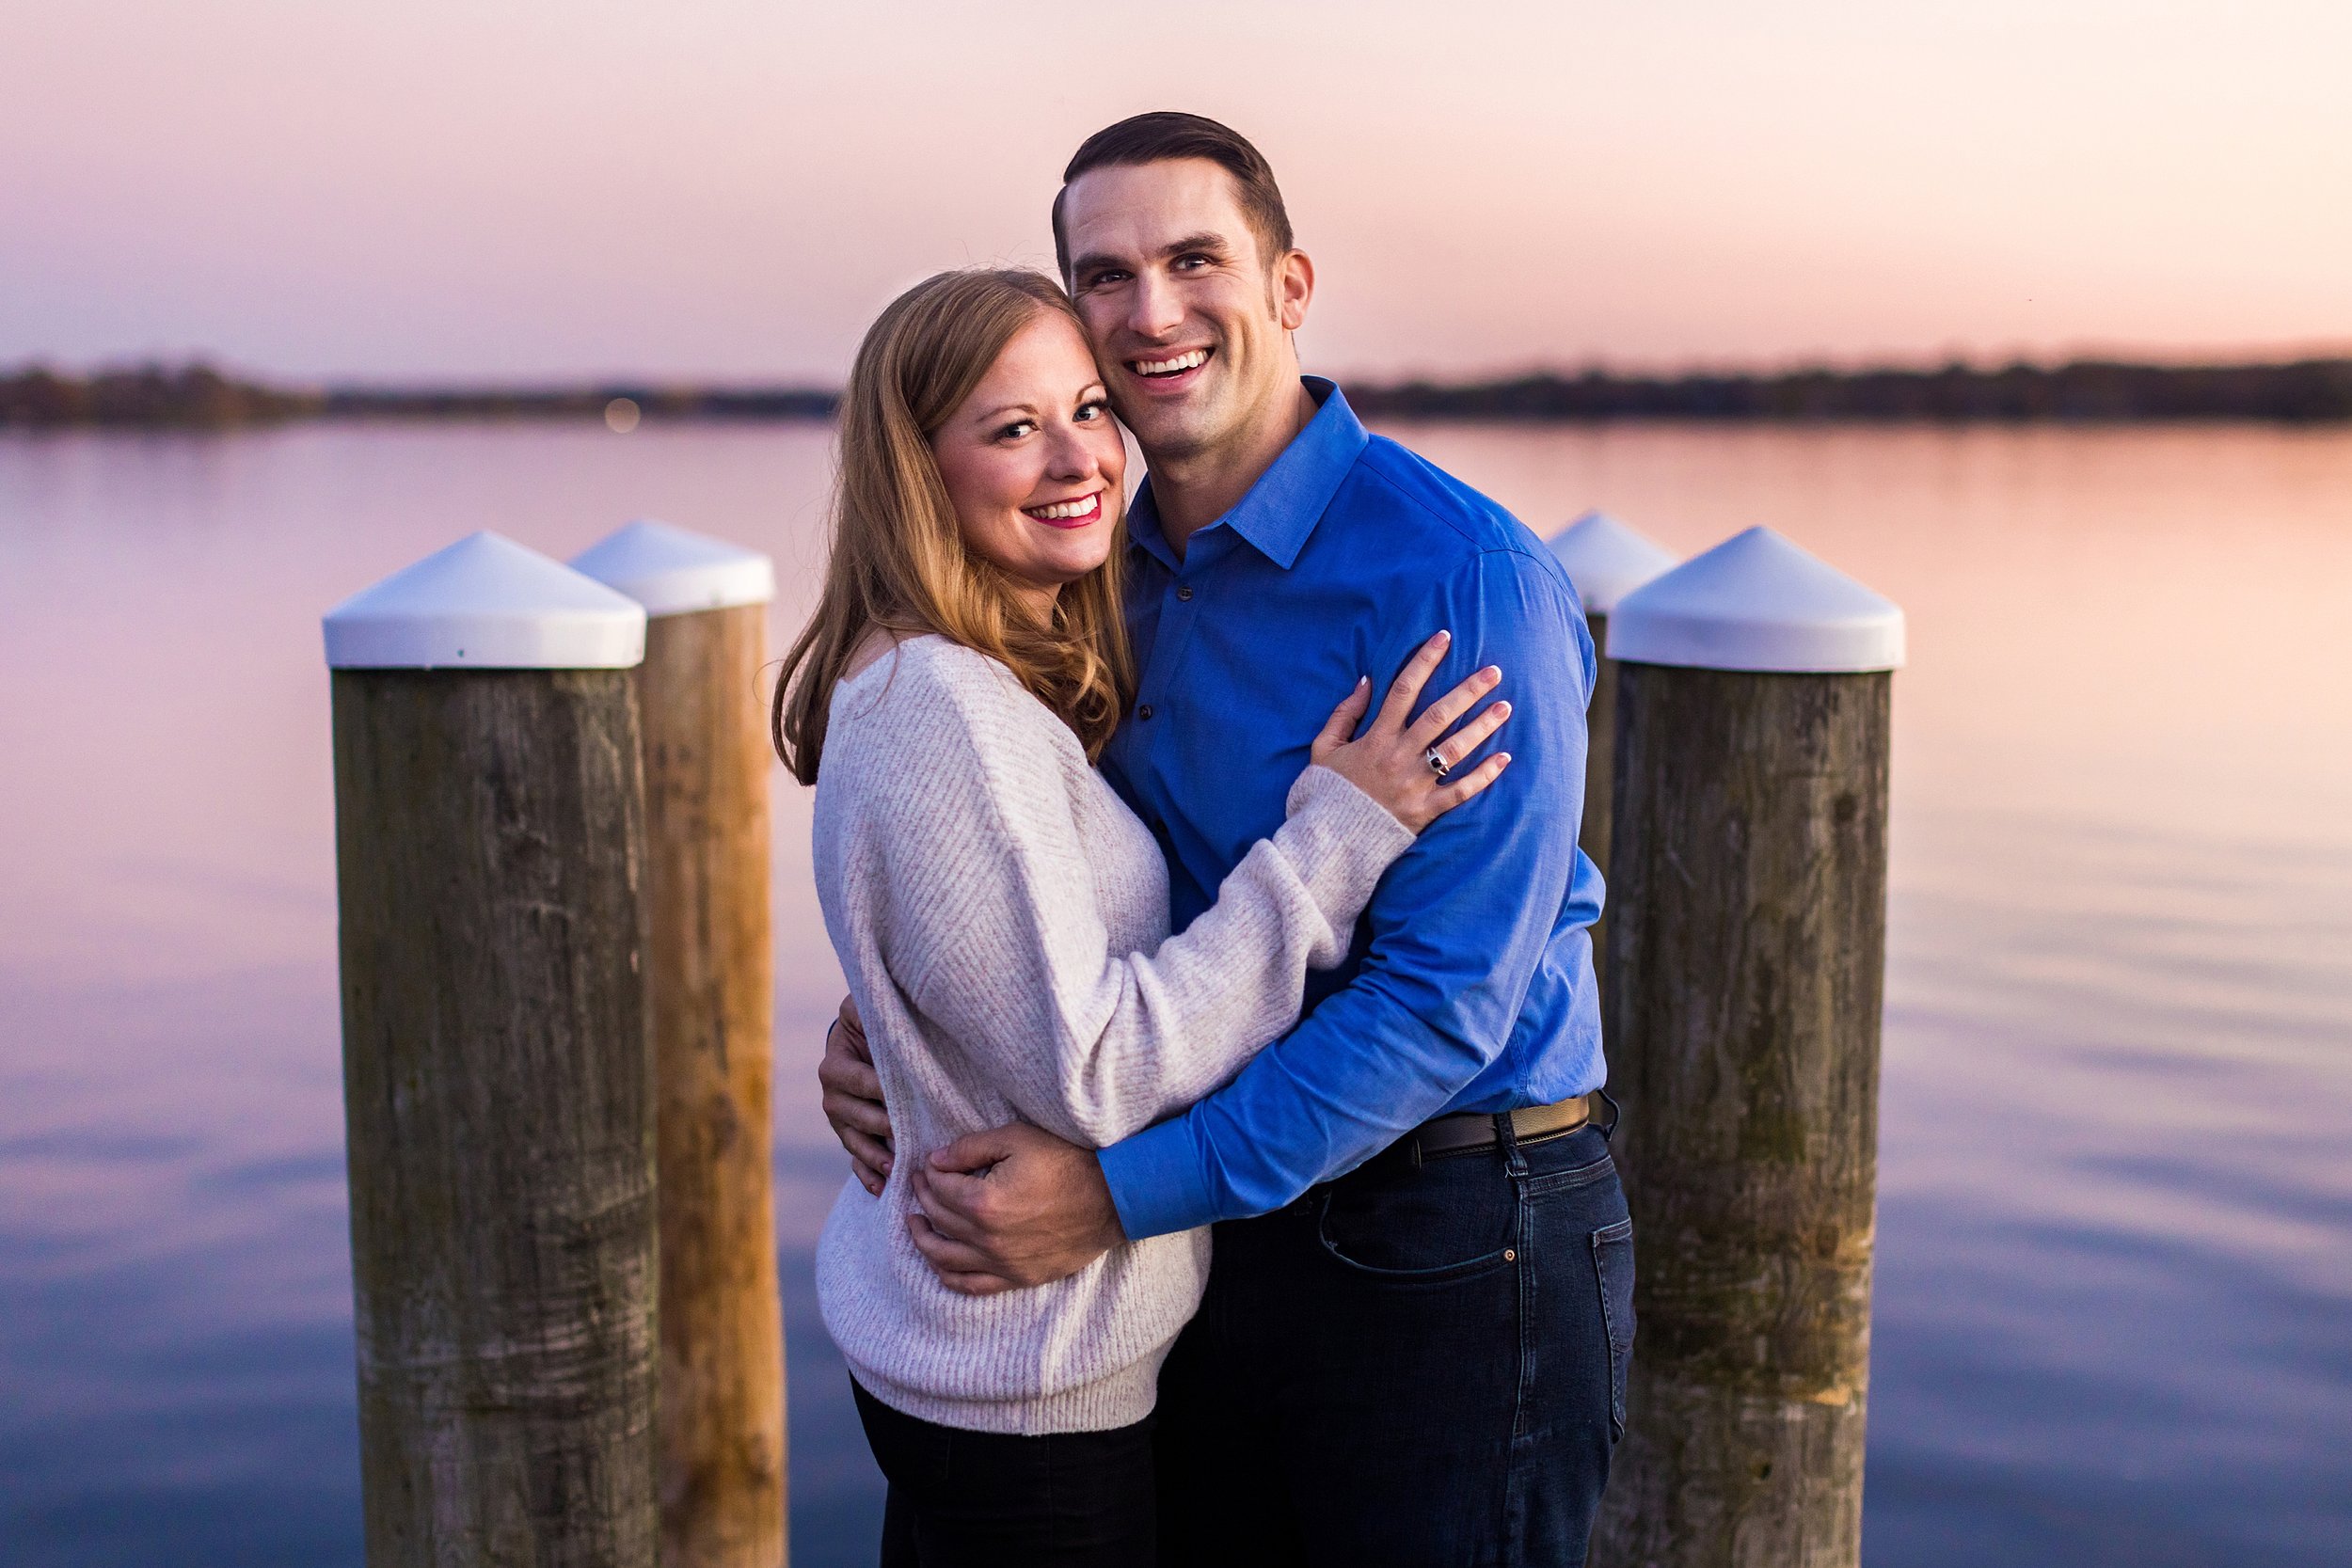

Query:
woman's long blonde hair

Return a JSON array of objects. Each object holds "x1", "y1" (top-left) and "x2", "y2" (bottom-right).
[{"x1": 772, "y1": 269, "x2": 1136, "y2": 784}]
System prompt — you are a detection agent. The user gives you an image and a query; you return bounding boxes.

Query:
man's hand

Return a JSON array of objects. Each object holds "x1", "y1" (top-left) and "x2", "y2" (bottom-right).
[
  {"x1": 820, "y1": 995, "x2": 893, "y2": 1195},
  {"x1": 907, "y1": 1122, "x2": 1125, "y2": 1296}
]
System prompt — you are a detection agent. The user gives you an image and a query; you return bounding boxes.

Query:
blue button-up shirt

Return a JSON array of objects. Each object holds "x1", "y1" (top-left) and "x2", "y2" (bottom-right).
[{"x1": 1096, "y1": 379, "x2": 1607, "y2": 1240}]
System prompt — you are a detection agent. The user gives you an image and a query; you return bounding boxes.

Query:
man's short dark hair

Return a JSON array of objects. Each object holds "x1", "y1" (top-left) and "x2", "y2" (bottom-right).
[{"x1": 1052, "y1": 112, "x2": 1295, "y2": 281}]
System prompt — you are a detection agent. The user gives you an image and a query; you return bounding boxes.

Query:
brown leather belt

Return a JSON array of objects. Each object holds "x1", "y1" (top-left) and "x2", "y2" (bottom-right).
[{"x1": 1407, "y1": 1093, "x2": 1597, "y2": 1163}]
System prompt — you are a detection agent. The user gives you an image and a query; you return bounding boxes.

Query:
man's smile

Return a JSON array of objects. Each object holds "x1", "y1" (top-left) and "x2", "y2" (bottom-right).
[{"x1": 1128, "y1": 346, "x2": 1214, "y2": 382}]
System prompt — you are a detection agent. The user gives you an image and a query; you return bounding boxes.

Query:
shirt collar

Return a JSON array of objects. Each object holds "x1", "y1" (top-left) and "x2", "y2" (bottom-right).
[{"x1": 1125, "y1": 377, "x2": 1368, "y2": 573}]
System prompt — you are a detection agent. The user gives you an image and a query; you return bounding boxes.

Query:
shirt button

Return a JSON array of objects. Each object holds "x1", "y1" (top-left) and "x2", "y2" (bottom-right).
[
  {"x1": 1175, "y1": 584, "x2": 1195, "y2": 602},
  {"x1": 1137, "y1": 705, "x2": 1155, "y2": 721}
]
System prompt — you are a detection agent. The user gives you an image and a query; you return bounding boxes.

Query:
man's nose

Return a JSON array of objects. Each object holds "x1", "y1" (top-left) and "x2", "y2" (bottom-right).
[{"x1": 1126, "y1": 271, "x2": 1184, "y2": 341}]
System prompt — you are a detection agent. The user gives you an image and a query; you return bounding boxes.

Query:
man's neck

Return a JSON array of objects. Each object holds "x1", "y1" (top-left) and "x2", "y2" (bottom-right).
[{"x1": 1149, "y1": 377, "x2": 1322, "y2": 559}]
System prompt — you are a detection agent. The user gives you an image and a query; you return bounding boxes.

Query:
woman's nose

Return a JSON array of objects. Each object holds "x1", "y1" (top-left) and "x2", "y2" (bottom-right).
[{"x1": 1045, "y1": 429, "x2": 1100, "y2": 482}]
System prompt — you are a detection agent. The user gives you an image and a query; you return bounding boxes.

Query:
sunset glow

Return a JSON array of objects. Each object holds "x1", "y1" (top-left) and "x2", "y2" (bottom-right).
[{"x1": 3, "y1": 1, "x2": 2346, "y2": 381}]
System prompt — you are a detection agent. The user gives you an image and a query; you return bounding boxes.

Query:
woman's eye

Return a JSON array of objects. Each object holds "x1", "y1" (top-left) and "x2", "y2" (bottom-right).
[
  {"x1": 1075, "y1": 400, "x2": 1106, "y2": 422},
  {"x1": 998, "y1": 420, "x2": 1036, "y2": 441}
]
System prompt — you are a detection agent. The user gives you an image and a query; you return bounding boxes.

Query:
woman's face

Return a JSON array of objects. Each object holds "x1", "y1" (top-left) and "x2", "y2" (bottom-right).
[{"x1": 930, "y1": 310, "x2": 1126, "y2": 619}]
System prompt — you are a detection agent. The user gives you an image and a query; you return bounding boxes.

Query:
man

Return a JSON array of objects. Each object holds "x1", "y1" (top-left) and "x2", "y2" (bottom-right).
[{"x1": 822, "y1": 113, "x2": 1632, "y2": 1564}]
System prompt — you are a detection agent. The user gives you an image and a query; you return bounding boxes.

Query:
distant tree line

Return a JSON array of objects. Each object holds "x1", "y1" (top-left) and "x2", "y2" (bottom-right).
[
  {"x1": 0, "y1": 362, "x2": 838, "y2": 429},
  {"x1": 0, "y1": 362, "x2": 324, "y2": 427},
  {"x1": 316, "y1": 384, "x2": 841, "y2": 420},
  {"x1": 8, "y1": 356, "x2": 2351, "y2": 429},
  {"x1": 1343, "y1": 357, "x2": 2352, "y2": 422}
]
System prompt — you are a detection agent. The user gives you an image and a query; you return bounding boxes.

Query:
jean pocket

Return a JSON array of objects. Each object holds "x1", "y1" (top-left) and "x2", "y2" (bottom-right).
[
  {"x1": 1313, "y1": 1187, "x2": 1517, "y2": 1283},
  {"x1": 1590, "y1": 1217, "x2": 1634, "y2": 1442}
]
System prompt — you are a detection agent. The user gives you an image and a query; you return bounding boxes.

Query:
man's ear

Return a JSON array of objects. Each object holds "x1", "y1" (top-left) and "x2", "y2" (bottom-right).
[{"x1": 1274, "y1": 248, "x2": 1315, "y2": 331}]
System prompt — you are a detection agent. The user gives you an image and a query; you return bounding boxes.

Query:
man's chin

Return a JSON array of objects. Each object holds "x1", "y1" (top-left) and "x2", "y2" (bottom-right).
[{"x1": 1114, "y1": 390, "x2": 1227, "y2": 462}]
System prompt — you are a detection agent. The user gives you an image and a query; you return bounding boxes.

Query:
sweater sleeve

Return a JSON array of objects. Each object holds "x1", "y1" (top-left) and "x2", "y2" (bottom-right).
[{"x1": 866, "y1": 659, "x2": 1415, "y2": 1149}]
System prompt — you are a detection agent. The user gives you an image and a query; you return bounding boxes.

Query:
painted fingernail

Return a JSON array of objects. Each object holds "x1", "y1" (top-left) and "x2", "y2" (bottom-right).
[{"x1": 1495, "y1": 701, "x2": 1512, "y2": 716}]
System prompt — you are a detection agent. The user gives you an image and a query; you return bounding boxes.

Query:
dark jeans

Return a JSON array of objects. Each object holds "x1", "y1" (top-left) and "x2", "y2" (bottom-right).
[
  {"x1": 1155, "y1": 1121, "x2": 1634, "y2": 1567},
  {"x1": 851, "y1": 1378, "x2": 1158, "y2": 1567}
]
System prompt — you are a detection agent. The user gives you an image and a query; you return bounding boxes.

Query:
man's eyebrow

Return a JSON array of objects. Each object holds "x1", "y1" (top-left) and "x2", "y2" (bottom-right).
[
  {"x1": 1158, "y1": 231, "x2": 1231, "y2": 259},
  {"x1": 1068, "y1": 250, "x2": 1129, "y2": 279}
]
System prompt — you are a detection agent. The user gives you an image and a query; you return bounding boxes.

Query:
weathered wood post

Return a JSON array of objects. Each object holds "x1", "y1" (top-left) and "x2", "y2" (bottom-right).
[
  {"x1": 324, "y1": 531, "x2": 658, "y2": 1567},
  {"x1": 1545, "y1": 510, "x2": 1677, "y2": 975},
  {"x1": 1589, "y1": 527, "x2": 1904, "y2": 1568},
  {"x1": 573, "y1": 520, "x2": 787, "y2": 1568}
]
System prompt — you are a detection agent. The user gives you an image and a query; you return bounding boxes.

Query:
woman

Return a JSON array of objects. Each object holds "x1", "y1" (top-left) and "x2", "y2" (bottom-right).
[{"x1": 771, "y1": 268, "x2": 1513, "y2": 1565}]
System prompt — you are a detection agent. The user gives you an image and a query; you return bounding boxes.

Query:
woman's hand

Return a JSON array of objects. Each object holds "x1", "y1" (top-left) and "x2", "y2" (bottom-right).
[{"x1": 1309, "y1": 630, "x2": 1513, "y2": 832}]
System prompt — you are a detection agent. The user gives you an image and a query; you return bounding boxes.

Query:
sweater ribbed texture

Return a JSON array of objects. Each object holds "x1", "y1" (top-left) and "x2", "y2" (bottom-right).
[{"x1": 811, "y1": 635, "x2": 1414, "y2": 1433}]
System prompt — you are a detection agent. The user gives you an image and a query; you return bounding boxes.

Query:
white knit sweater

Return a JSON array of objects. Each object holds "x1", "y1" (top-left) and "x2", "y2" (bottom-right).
[{"x1": 811, "y1": 635, "x2": 1414, "y2": 1434}]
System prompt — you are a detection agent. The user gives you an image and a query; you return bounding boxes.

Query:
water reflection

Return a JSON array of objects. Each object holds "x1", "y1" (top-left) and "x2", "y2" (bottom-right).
[{"x1": 1, "y1": 422, "x2": 2345, "y2": 1564}]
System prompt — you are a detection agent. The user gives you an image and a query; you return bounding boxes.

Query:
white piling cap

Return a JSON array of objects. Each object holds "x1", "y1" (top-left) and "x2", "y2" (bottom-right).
[
  {"x1": 1607, "y1": 526, "x2": 1905, "y2": 673},
  {"x1": 1544, "y1": 510, "x2": 1678, "y2": 614},
  {"x1": 569, "y1": 519, "x2": 775, "y2": 617},
  {"x1": 323, "y1": 531, "x2": 647, "y2": 670}
]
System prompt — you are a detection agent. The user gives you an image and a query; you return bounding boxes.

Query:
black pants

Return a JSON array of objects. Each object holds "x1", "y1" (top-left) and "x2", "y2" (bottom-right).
[
  {"x1": 851, "y1": 1378, "x2": 1157, "y2": 1566},
  {"x1": 1154, "y1": 1121, "x2": 1634, "y2": 1567}
]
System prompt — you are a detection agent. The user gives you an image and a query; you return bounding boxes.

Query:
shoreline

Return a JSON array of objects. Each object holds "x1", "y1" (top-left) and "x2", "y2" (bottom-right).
[{"x1": 5, "y1": 356, "x2": 2350, "y2": 429}]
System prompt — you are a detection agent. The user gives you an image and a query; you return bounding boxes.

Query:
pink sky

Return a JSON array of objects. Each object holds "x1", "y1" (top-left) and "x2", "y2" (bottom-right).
[{"x1": 4, "y1": 1, "x2": 2347, "y2": 381}]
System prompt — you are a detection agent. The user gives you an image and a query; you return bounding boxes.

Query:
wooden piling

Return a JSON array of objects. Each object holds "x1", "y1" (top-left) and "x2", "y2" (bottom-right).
[
  {"x1": 1587, "y1": 527, "x2": 1904, "y2": 1568},
  {"x1": 324, "y1": 532, "x2": 657, "y2": 1568},
  {"x1": 1545, "y1": 511, "x2": 1677, "y2": 973},
  {"x1": 575, "y1": 521, "x2": 787, "y2": 1568}
]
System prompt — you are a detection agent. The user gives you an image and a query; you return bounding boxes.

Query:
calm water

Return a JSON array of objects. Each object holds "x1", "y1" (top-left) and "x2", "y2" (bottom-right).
[{"x1": 2, "y1": 421, "x2": 2347, "y2": 1565}]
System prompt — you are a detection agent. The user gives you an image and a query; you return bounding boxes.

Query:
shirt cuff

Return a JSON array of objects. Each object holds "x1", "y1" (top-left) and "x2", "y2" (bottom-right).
[{"x1": 1098, "y1": 1114, "x2": 1216, "y2": 1241}]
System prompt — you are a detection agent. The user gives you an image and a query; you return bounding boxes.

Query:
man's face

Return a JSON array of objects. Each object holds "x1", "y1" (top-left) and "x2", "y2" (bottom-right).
[{"x1": 1059, "y1": 158, "x2": 1310, "y2": 464}]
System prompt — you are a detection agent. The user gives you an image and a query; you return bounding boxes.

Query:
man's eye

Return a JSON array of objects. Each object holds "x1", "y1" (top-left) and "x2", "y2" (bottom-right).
[
  {"x1": 1174, "y1": 253, "x2": 1213, "y2": 271},
  {"x1": 1084, "y1": 269, "x2": 1130, "y2": 289}
]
